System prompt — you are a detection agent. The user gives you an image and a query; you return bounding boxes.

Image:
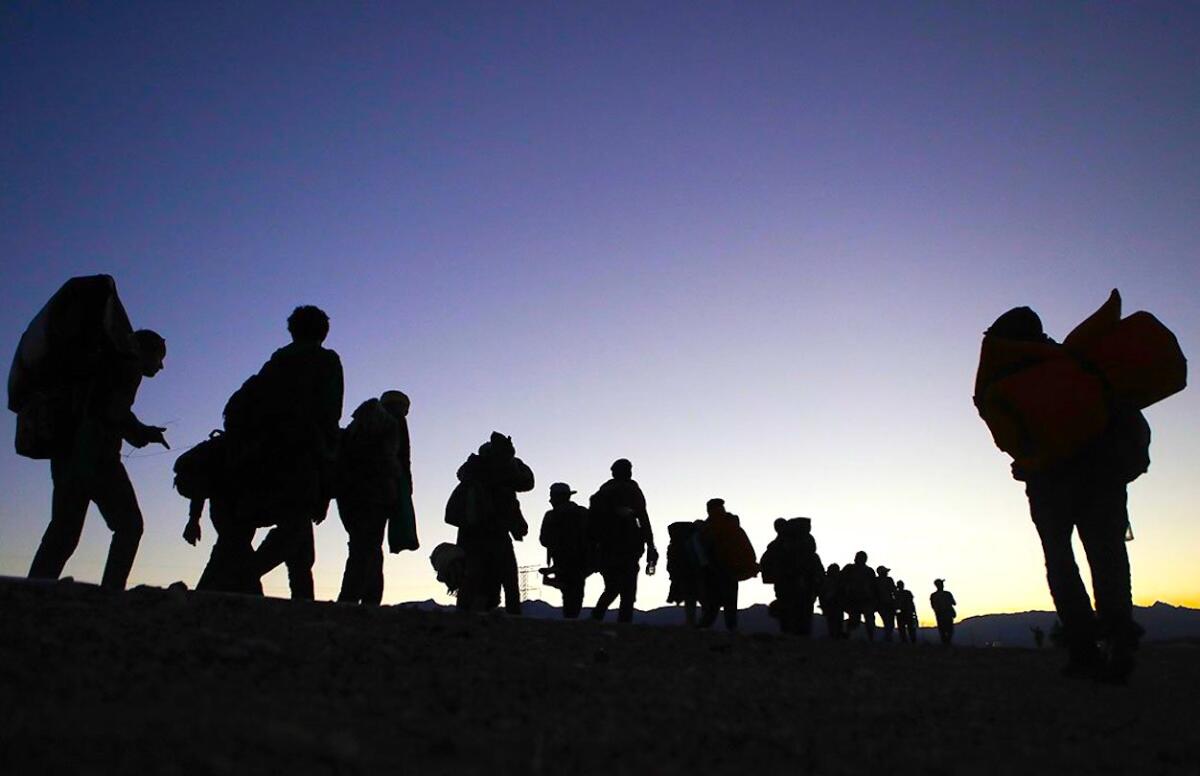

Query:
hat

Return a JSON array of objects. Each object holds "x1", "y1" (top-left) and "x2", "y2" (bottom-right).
[
  {"x1": 877, "y1": 566, "x2": 890, "y2": 574},
  {"x1": 934, "y1": 578, "x2": 945, "y2": 585},
  {"x1": 611, "y1": 458, "x2": 632, "y2": 471},
  {"x1": 706, "y1": 498, "x2": 725, "y2": 511},
  {"x1": 549, "y1": 482, "x2": 576, "y2": 497}
]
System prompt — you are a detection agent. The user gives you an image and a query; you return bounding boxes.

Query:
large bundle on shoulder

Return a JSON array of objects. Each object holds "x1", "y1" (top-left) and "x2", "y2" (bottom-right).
[
  {"x1": 8, "y1": 274, "x2": 135, "y2": 458},
  {"x1": 705, "y1": 513, "x2": 759, "y2": 581},
  {"x1": 974, "y1": 290, "x2": 1186, "y2": 476}
]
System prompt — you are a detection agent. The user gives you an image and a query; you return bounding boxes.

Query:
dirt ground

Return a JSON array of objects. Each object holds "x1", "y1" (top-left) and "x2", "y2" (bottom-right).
[{"x1": 1, "y1": 578, "x2": 1197, "y2": 776}]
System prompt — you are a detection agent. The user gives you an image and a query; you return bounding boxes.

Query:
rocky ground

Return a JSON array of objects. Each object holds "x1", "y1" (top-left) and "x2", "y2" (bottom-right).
[{"x1": 1, "y1": 578, "x2": 1197, "y2": 775}]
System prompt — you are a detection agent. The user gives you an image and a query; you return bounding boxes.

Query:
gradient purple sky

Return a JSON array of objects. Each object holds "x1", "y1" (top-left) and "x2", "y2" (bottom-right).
[{"x1": 2, "y1": 2, "x2": 1197, "y2": 618}]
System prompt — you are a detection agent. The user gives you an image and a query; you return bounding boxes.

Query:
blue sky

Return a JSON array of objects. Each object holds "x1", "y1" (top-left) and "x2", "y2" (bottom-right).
[{"x1": 2, "y1": 2, "x2": 1197, "y2": 617}]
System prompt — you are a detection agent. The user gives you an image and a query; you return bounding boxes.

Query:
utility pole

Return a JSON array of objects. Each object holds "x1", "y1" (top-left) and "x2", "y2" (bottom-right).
[{"x1": 517, "y1": 564, "x2": 541, "y2": 602}]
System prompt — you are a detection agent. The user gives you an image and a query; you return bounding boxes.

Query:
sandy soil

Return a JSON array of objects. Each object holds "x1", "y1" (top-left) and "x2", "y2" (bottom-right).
[{"x1": 1, "y1": 578, "x2": 1197, "y2": 775}]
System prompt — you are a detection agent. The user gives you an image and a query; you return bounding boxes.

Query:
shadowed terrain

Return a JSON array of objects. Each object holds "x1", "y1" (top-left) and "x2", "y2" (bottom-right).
[{"x1": 1, "y1": 578, "x2": 1197, "y2": 775}]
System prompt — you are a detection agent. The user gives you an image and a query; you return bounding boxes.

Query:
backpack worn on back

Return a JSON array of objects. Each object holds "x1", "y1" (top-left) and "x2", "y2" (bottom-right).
[
  {"x1": 8, "y1": 275, "x2": 134, "y2": 459},
  {"x1": 173, "y1": 431, "x2": 228, "y2": 501}
]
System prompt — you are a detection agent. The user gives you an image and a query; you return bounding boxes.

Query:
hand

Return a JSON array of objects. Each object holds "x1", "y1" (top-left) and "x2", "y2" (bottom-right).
[
  {"x1": 183, "y1": 518, "x2": 201, "y2": 546},
  {"x1": 133, "y1": 425, "x2": 169, "y2": 449},
  {"x1": 647, "y1": 546, "x2": 659, "y2": 565}
]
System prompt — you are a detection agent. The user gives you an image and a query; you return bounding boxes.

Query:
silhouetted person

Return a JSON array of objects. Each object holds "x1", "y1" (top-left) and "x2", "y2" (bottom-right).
[
  {"x1": 930, "y1": 579, "x2": 956, "y2": 645},
  {"x1": 227, "y1": 305, "x2": 344, "y2": 599},
  {"x1": 538, "y1": 482, "x2": 591, "y2": 619},
  {"x1": 696, "y1": 498, "x2": 757, "y2": 632},
  {"x1": 841, "y1": 551, "x2": 877, "y2": 641},
  {"x1": 448, "y1": 432, "x2": 534, "y2": 613},
  {"x1": 975, "y1": 300, "x2": 1161, "y2": 681},
  {"x1": 335, "y1": 390, "x2": 418, "y2": 605},
  {"x1": 761, "y1": 518, "x2": 800, "y2": 633},
  {"x1": 761, "y1": 518, "x2": 821, "y2": 635},
  {"x1": 795, "y1": 526, "x2": 825, "y2": 637},
  {"x1": 589, "y1": 458, "x2": 657, "y2": 623},
  {"x1": 27, "y1": 312, "x2": 169, "y2": 591},
  {"x1": 179, "y1": 431, "x2": 262, "y2": 595},
  {"x1": 665, "y1": 520, "x2": 704, "y2": 626},
  {"x1": 819, "y1": 563, "x2": 845, "y2": 639},
  {"x1": 875, "y1": 565, "x2": 897, "y2": 642},
  {"x1": 895, "y1": 580, "x2": 917, "y2": 643}
]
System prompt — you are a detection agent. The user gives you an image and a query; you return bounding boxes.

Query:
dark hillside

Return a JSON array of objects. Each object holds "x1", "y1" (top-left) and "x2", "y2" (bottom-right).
[{"x1": 1, "y1": 578, "x2": 1197, "y2": 775}]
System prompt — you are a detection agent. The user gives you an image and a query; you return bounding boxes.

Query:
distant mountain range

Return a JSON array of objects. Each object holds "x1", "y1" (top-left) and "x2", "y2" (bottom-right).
[{"x1": 403, "y1": 598, "x2": 1200, "y2": 648}]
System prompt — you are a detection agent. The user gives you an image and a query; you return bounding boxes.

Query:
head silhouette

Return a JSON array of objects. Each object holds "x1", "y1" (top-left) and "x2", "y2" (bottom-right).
[
  {"x1": 381, "y1": 390, "x2": 410, "y2": 419},
  {"x1": 774, "y1": 518, "x2": 787, "y2": 535},
  {"x1": 133, "y1": 329, "x2": 166, "y2": 377},
  {"x1": 287, "y1": 305, "x2": 330, "y2": 344},
  {"x1": 855, "y1": 550, "x2": 868, "y2": 565},
  {"x1": 985, "y1": 306, "x2": 1049, "y2": 343},
  {"x1": 934, "y1": 579, "x2": 945, "y2": 590},
  {"x1": 549, "y1": 482, "x2": 575, "y2": 507},
  {"x1": 706, "y1": 498, "x2": 725, "y2": 518},
  {"x1": 611, "y1": 458, "x2": 632, "y2": 480},
  {"x1": 489, "y1": 431, "x2": 515, "y2": 458},
  {"x1": 897, "y1": 581, "x2": 906, "y2": 591}
]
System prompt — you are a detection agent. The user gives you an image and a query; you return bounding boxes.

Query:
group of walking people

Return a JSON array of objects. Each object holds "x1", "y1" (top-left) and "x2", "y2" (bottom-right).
[{"x1": 9, "y1": 276, "x2": 1187, "y2": 684}]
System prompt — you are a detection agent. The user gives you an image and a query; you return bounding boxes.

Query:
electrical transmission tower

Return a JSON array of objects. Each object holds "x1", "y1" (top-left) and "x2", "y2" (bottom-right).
[{"x1": 517, "y1": 564, "x2": 542, "y2": 602}]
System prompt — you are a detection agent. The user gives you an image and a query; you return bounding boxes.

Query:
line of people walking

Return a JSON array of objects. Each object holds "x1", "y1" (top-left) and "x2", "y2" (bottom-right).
[
  {"x1": 12, "y1": 275, "x2": 957, "y2": 641},
  {"x1": 12, "y1": 277, "x2": 1184, "y2": 683}
]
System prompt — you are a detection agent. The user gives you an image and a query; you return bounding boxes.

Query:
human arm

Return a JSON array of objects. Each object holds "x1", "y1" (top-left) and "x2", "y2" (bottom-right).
[
  {"x1": 634, "y1": 486, "x2": 657, "y2": 562},
  {"x1": 183, "y1": 498, "x2": 204, "y2": 545},
  {"x1": 105, "y1": 362, "x2": 169, "y2": 449}
]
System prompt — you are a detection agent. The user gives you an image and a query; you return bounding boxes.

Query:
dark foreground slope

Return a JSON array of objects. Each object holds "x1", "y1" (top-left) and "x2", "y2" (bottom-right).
[{"x1": 1, "y1": 579, "x2": 1197, "y2": 776}]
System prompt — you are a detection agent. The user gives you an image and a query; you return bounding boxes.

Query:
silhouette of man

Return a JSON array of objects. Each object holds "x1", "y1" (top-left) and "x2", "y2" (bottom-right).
[
  {"x1": 976, "y1": 304, "x2": 1150, "y2": 681},
  {"x1": 665, "y1": 520, "x2": 704, "y2": 626},
  {"x1": 875, "y1": 566, "x2": 897, "y2": 642},
  {"x1": 841, "y1": 551, "x2": 877, "y2": 641},
  {"x1": 762, "y1": 518, "x2": 821, "y2": 635},
  {"x1": 760, "y1": 518, "x2": 803, "y2": 634},
  {"x1": 538, "y1": 482, "x2": 590, "y2": 618},
  {"x1": 229, "y1": 305, "x2": 344, "y2": 600},
  {"x1": 28, "y1": 330, "x2": 168, "y2": 591},
  {"x1": 819, "y1": 563, "x2": 845, "y2": 639},
  {"x1": 589, "y1": 458, "x2": 657, "y2": 623},
  {"x1": 335, "y1": 390, "x2": 417, "y2": 605},
  {"x1": 181, "y1": 433, "x2": 262, "y2": 595},
  {"x1": 930, "y1": 579, "x2": 956, "y2": 645},
  {"x1": 795, "y1": 525, "x2": 825, "y2": 637},
  {"x1": 696, "y1": 498, "x2": 751, "y2": 631},
  {"x1": 895, "y1": 580, "x2": 917, "y2": 643},
  {"x1": 451, "y1": 432, "x2": 534, "y2": 614}
]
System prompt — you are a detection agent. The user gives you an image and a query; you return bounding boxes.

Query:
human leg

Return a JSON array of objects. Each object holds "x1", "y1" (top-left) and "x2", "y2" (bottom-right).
[
  {"x1": 29, "y1": 458, "x2": 90, "y2": 581},
  {"x1": 91, "y1": 461, "x2": 144, "y2": 591},
  {"x1": 561, "y1": 574, "x2": 584, "y2": 619},
  {"x1": 1029, "y1": 479, "x2": 1098, "y2": 662},
  {"x1": 617, "y1": 566, "x2": 638, "y2": 623},
  {"x1": 591, "y1": 568, "x2": 619, "y2": 620},
  {"x1": 724, "y1": 579, "x2": 739, "y2": 631}
]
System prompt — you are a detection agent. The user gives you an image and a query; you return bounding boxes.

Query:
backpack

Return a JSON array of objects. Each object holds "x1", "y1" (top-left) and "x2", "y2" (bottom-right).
[
  {"x1": 9, "y1": 275, "x2": 134, "y2": 458},
  {"x1": 13, "y1": 388, "x2": 75, "y2": 459},
  {"x1": 173, "y1": 431, "x2": 227, "y2": 501},
  {"x1": 445, "y1": 480, "x2": 492, "y2": 528},
  {"x1": 706, "y1": 513, "x2": 759, "y2": 581}
]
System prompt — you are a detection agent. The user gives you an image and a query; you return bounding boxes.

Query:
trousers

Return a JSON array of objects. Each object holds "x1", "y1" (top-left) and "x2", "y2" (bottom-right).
[{"x1": 30, "y1": 453, "x2": 143, "y2": 591}]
